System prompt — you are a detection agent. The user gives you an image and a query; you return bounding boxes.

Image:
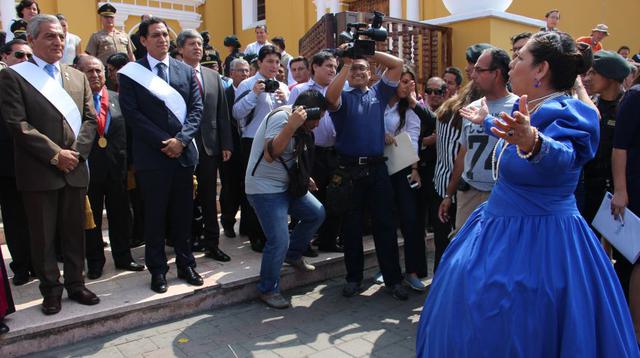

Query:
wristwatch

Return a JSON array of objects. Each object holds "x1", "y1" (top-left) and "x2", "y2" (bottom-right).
[{"x1": 50, "y1": 153, "x2": 59, "y2": 166}]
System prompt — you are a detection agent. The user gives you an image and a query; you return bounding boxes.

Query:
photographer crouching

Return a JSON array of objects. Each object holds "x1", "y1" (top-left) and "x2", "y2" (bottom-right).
[
  {"x1": 325, "y1": 42, "x2": 408, "y2": 300},
  {"x1": 245, "y1": 90, "x2": 326, "y2": 309}
]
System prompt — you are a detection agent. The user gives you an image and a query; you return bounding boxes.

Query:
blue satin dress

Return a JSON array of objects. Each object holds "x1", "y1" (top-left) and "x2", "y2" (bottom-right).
[{"x1": 417, "y1": 96, "x2": 639, "y2": 357}]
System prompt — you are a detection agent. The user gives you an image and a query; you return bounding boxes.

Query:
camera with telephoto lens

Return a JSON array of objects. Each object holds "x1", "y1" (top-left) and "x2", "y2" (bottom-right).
[
  {"x1": 336, "y1": 11, "x2": 388, "y2": 58},
  {"x1": 260, "y1": 79, "x2": 280, "y2": 93}
]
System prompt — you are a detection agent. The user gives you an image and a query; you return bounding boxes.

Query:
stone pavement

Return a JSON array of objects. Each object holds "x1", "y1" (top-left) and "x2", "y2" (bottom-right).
[{"x1": 31, "y1": 274, "x2": 429, "y2": 358}]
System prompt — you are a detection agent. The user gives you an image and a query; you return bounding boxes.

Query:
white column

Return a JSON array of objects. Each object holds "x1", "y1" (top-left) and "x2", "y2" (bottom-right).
[
  {"x1": 406, "y1": 0, "x2": 420, "y2": 21},
  {"x1": 328, "y1": 0, "x2": 340, "y2": 14},
  {"x1": 389, "y1": 0, "x2": 402, "y2": 18},
  {"x1": 1, "y1": 0, "x2": 15, "y2": 40}
]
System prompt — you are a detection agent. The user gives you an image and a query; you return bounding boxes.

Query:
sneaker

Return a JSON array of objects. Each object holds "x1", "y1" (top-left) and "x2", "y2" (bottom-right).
[
  {"x1": 342, "y1": 281, "x2": 363, "y2": 297},
  {"x1": 389, "y1": 284, "x2": 409, "y2": 301},
  {"x1": 373, "y1": 271, "x2": 384, "y2": 285},
  {"x1": 259, "y1": 292, "x2": 290, "y2": 309},
  {"x1": 284, "y1": 257, "x2": 315, "y2": 272},
  {"x1": 404, "y1": 275, "x2": 426, "y2": 292}
]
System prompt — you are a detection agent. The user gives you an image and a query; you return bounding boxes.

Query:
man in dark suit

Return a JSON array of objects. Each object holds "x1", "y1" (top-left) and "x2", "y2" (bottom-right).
[
  {"x1": 0, "y1": 38, "x2": 34, "y2": 286},
  {"x1": 118, "y1": 17, "x2": 204, "y2": 293},
  {"x1": 220, "y1": 58, "x2": 250, "y2": 238},
  {"x1": 0, "y1": 15, "x2": 99, "y2": 315},
  {"x1": 177, "y1": 30, "x2": 233, "y2": 262},
  {"x1": 76, "y1": 55, "x2": 145, "y2": 279}
]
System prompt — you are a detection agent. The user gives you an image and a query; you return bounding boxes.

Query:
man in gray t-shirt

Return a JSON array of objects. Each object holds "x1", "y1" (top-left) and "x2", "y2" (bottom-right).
[{"x1": 459, "y1": 94, "x2": 518, "y2": 192}]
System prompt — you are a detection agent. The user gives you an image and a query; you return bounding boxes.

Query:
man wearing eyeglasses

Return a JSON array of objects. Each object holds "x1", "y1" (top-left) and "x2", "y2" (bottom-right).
[
  {"x1": 1, "y1": 39, "x2": 32, "y2": 66},
  {"x1": 0, "y1": 38, "x2": 34, "y2": 287},
  {"x1": 438, "y1": 48, "x2": 517, "y2": 231},
  {"x1": 425, "y1": 77, "x2": 447, "y2": 112}
]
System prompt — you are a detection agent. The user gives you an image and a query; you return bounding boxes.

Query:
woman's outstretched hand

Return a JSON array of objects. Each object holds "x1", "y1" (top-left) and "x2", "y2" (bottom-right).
[
  {"x1": 459, "y1": 98, "x2": 489, "y2": 125},
  {"x1": 491, "y1": 95, "x2": 538, "y2": 153}
]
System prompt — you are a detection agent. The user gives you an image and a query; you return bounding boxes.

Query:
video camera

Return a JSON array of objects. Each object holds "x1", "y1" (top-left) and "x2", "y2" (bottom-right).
[{"x1": 336, "y1": 11, "x2": 388, "y2": 58}]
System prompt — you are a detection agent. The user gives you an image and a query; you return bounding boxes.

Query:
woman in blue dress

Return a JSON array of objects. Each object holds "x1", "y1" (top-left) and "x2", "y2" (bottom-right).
[{"x1": 417, "y1": 31, "x2": 639, "y2": 357}]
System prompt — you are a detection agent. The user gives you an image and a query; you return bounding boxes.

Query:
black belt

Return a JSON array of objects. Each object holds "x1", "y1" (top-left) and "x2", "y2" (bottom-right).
[{"x1": 338, "y1": 155, "x2": 387, "y2": 166}]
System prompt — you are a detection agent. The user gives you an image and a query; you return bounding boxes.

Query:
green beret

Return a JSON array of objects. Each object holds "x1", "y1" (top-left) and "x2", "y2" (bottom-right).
[
  {"x1": 593, "y1": 50, "x2": 631, "y2": 82},
  {"x1": 466, "y1": 43, "x2": 493, "y2": 64}
]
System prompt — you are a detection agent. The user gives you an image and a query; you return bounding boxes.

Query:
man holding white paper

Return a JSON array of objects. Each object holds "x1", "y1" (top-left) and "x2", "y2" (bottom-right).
[
  {"x1": 0, "y1": 15, "x2": 98, "y2": 315},
  {"x1": 118, "y1": 17, "x2": 203, "y2": 293}
]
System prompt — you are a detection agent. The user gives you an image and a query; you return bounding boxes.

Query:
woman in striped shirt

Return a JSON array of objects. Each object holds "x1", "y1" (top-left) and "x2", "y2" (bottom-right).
[{"x1": 431, "y1": 82, "x2": 481, "y2": 272}]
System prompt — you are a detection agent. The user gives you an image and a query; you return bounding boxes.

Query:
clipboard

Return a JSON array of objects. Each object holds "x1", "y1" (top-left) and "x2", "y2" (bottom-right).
[
  {"x1": 384, "y1": 132, "x2": 420, "y2": 175},
  {"x1": 592, "y1": 192, "x2": 640, "y2": 263}
]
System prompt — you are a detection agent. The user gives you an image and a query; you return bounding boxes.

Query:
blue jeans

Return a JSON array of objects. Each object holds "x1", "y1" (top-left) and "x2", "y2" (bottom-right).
[{"x1": 247, "y1": 191, "x2": 325, "y2": 294}]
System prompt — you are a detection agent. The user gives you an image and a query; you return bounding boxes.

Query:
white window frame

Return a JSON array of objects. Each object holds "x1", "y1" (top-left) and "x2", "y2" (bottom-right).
[{"x1": 241, "y1": 0, "x2": 266, "y2": 30}]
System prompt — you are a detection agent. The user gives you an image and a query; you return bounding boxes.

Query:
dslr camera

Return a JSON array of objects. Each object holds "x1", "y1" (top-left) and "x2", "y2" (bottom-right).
[
  {"x1": 336, "y1": 11, "x2": 388, "y2": 58},
  {"x1": 260, "y1": 78, "x2": 280, "y2": 93},
  {"x1": 303, "y1": 107, "x2": 322, "y2": 121}
]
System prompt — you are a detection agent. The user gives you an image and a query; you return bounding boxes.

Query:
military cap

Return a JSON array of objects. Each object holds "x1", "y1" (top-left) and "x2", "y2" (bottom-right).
[
  {"x1": 593, "y1": 50, "x2": 632, "y2": 82},
  {"x1": 10, "y1": 19, "x2": 27, "y2": 35},
  {"x1": 466, "y1": 43, "x2": 493, "y2": 64},
  {"x1": 224, "y1": 35, "x2": 241, "y2": 48},
  {"x1": 201, "y1": 52, "x2": 220, "y2": 66},
  {"x1": 98, "y1": 3, "x2": 117, "y2": 17}
]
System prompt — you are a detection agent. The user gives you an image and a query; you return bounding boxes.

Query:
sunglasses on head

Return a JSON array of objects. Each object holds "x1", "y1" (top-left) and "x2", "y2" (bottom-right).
[
  {"x1": 14, "y1": 51, "x2": 32, "y2": 60},
  {"x1": 425, "y1": 88, "x2": 444, "y2": 96}
]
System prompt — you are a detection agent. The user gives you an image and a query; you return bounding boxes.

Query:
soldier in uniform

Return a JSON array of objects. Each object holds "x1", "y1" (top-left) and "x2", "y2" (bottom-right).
[
  {"x1": 10, "y1": 20, "x2": 28, "y2": 41},
  {"x1": 86, "y1": 3, "x2": 134, "y2": 65},
  {"x1": 582, "y1": 50, "x2": 632, "y2": 223}
]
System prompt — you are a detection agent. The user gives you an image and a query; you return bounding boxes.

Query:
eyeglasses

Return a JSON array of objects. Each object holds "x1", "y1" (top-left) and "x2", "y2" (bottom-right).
[
  {"x1": 425, "y1": 88, "x2": 445, "y2": 96},
  {"x1": 473, "y1": 67, "x2": 496, "y2": 73},
  {"x1": 14, "y1": 51, "x2": 32, "y2": 60}
]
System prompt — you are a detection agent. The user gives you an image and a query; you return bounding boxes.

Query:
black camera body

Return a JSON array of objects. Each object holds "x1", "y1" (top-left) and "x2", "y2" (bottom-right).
[
  {"x1": 337, "y1": 11, "x2": 388, "y2": 58},
  {"x1": 261, "y1": 79, "x2": 280, "y2": 93}
]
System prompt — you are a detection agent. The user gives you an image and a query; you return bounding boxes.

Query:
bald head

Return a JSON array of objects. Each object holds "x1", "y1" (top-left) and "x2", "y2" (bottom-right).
[{"x1": 77, "y1": 55, "x2": 106, "y2": 94}]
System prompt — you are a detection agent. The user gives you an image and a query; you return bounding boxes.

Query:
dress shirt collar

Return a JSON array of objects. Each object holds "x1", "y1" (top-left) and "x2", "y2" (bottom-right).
[
  {"x1": 147, "y1": 53, "x2": 170, "y2": 71},
  {"x1": 32, "y1": 55, "x2": 61, "y2": 75}
]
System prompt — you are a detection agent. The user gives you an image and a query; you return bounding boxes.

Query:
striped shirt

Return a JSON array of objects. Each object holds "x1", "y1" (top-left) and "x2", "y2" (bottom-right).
[{"x1": 433, "y1": 113, "x2": 462, "y2": 199}]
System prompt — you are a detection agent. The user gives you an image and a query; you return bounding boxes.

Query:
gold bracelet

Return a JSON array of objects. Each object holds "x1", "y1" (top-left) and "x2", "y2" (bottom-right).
[{"x1": 516, "y1": 127, "x2": 539, "y2": 159}]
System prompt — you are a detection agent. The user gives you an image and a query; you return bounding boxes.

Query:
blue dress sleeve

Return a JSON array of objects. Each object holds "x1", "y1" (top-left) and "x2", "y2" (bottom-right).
[{"x1": 528, "y1": 98, "x2": 600, "y2": 173}]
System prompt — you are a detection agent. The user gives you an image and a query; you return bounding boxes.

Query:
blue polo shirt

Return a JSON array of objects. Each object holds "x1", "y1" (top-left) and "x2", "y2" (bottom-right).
[{"x1": 329, "y1": 76, "x2": 398, "y2": 157}]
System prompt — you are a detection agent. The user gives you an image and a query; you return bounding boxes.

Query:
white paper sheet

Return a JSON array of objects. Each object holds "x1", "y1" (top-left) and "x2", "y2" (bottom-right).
[
  {"x1": 592, "y1": 192, "x2": 640, "y2": 263},
  {"x1": 384, "y1": 132, "x2": 420, "y2": 175}
]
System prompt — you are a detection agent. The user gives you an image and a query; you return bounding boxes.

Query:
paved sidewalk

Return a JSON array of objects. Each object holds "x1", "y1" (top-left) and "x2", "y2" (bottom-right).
[{"x1": 33, "y1": 276, "x2": 429, "y2": 358}]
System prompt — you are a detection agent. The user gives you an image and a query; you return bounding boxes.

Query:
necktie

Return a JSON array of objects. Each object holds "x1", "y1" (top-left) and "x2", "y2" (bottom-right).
[
  {"x1": 195, "y1": 69, "x2": 203, "y2": 97},
  {"x1": 156, "y1": 62, "x2": 168, "y2": 82},
  {"x1": 44, "y1": 64, "x2": 56, "y2": 79}
]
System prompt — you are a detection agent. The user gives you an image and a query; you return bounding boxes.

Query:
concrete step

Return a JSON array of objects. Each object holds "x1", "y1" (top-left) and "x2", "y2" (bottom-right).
[{"x1": 0, "y1": 231, "x2": 429, "y2": 357}]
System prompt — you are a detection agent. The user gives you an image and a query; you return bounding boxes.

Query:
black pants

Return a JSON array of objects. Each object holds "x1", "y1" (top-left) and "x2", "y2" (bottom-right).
[
  {"x1": 219, "y1": 135, "x2": 243, "y2": 229},
  {"x1": 195, "y1": 152, "x2": 221, "y2": 249},
  {"x1": 240, "y1": 138, "x2": 265, "y2": 242},
  {"x1": 0, "y1": 176, "x2": 32, "y2": 276},
  {"x1": 390, "y1": 167, "x2": 427, "y2": 275},
  {"x1": 342, "y1": 162, "x2": 402, "y2": 286},
  {"x1": 430, "y1": 192, "x2": 456, "y2": 273},
  {"x1": 311, "y1": 147, "x2": 341, "y2": 248},
  {"x1": 22, "y1": 186, "x2": 87, "y2": 298},
  {"x1": 86, "y1": 175, "x2": 134, "y2": 270},
  {"x1": 128, "y1": 173, "x2": 145, "y2": 244},
  {"x1": 137, "y1": 166, "x2": 196, "y2": 275}
]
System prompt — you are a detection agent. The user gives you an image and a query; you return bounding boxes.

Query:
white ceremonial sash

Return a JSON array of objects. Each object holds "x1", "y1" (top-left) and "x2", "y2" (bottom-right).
[
  {"x1": 11, "y1": 61, "x2": 82, "y2": 138},
  {"x1": 118, "y1": 62, "x2": 187, "y2": 124}
]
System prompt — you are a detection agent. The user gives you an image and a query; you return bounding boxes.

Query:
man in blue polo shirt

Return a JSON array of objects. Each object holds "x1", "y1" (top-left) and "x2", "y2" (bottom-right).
[{"x1": 325, "y1": 49, "x2": 408, "y2": 300}]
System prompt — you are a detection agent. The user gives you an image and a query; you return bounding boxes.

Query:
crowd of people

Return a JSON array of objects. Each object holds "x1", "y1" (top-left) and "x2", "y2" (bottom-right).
[{"x1": 0, "y1": 1, "x2": 638, "y2": 353}]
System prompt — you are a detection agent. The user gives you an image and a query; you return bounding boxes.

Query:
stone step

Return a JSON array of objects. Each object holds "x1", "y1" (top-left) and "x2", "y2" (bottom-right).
[{"x1": 0, "y1": 232, "x2": 428, "y2": 357}]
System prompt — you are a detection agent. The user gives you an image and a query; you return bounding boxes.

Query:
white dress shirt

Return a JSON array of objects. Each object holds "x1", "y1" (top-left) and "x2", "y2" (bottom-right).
[
  {"x1": 32, "y1": 55, "x2": 62, "y2": 85},
  {"x1": 147, "y1": 53, "x2": 171, "y2": 83}
]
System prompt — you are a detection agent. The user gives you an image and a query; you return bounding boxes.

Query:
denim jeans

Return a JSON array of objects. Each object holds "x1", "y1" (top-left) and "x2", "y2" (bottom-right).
[{"x1": 247, "y1": 191, "x2": 325, "y2": 294}]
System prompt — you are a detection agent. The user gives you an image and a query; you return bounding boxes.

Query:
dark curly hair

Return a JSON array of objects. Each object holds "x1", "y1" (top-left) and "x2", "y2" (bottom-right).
[{"x1": 528, "y1": 31, "x2": 592, "y2": 91}]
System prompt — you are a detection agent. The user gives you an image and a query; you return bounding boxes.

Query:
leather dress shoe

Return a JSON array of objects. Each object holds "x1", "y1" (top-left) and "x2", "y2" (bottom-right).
[
  {"x1": 205, "y1": 247, "x2": 231, "y2": 262},
  {"x1": 115, "y1": 261, "x2": 145, "y2": 272},
  {"x1": 87, "y1": 268, "x2": 103, "y2": 280},
  {"x1": 151, "y1": 274, "x2": 168, "y2": 293},
  {"x1": 0, "y1": 321, "x2": 9, "y2": 335},
  {"x1": 191, "y1": 239, "x2": 208, "y2": 253},
  {"x1": 41, "y1": 295, "x2": 62, "y2": 315},
  {"x1": 68, "y1": 287, "x2": 100, "y2": 305},
  {"x1": 318, "y1": 244, "x2": 344, "y2": 253},
  {"x1": 12, "y1": 271, "x2": 30, "y2": 286},
  {"x1": 130, "y1": 238, "x2": 145, "y2": 248},
  {"x1": 177, "y1": 267, "x2": 204, "y2": 286}
]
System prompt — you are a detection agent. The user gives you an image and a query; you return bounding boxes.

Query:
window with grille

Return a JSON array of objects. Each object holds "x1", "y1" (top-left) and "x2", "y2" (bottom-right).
[{"x1": 257, "y1": 0, "x2": 266, "y2": 21}]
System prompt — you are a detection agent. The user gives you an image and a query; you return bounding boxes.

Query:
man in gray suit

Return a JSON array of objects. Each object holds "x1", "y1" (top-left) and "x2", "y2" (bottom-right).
[
  {"x1": 177, "y1": 29, "x2": 233, "y2": 262},
  {"x1": 0, "y1": 15, "x2": 99, "y2": 314}
]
